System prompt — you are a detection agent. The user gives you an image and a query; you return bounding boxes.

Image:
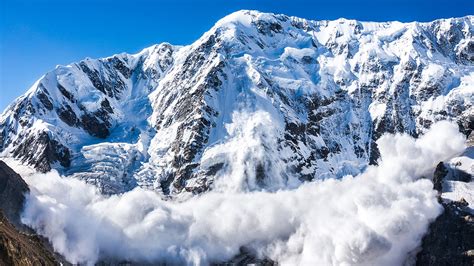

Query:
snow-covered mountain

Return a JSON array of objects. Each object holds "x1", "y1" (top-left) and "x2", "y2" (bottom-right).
[{"x1": 1, "y1": 10, "x2": 473, "y2": 195}]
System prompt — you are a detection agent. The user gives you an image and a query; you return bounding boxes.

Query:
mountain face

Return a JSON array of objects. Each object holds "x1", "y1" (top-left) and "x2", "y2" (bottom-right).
[{"x1": 0, "y1": 11, "x2": 473, "y2": 195}]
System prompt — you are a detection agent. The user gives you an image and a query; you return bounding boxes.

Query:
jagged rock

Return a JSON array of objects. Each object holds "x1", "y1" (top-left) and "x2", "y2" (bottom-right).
[
  {"x1": 11, "y1": 131, "x2": 70, "y2": 173},
  {"x1": 213, "y1": 247, "x2": 276, "y2": 266},
  {"x1": 433, "y1": 162, "x2": 448, "y2": 193}
]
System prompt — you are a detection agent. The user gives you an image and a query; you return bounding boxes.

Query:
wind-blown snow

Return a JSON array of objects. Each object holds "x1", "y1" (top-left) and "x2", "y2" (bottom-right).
[{"x1": 19, "y1": 120, "x2": 465, "y2": 265}]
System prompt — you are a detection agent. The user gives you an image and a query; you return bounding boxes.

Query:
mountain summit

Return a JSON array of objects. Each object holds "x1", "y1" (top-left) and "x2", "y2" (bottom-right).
[{"x1": 0, "y1": 10, "x2": 472, "y2": 195}]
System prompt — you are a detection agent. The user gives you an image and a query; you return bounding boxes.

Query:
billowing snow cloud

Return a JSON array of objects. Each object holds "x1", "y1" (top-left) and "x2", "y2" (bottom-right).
[{"x1": 20, "y1": 118, "x2": 465, "y2": 265}]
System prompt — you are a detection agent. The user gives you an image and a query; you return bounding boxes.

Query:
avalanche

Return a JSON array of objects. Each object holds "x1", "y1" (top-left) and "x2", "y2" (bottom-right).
[{"x1": 18, "y1": 120, "x2": 465, "y2": 265}]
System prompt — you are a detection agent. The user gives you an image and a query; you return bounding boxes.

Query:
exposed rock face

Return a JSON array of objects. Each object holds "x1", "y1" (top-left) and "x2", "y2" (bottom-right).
[
  {"x1": 0, "y1": 211, "x2": 60, "y2": 266},
  {"x1": 0, "y1": 161, "x2": 64, "y2": 265},
  {"x1": 416, "y1": 200, "x2": 474, "y2": 266},
  {"x1": 417, "y1": 157, "x2": 474, "y2": 266},
  {"x1": 0, "y1": 160, "x2": 29, "y2": 229},
  {"x1": 213, "y1": 247, "x2": 276, "y2": 266},
  {"x1": 0, "y1": 11, "x2": 473, "y2": 196},
  {"x1": 11, "y1": 132, "x2": 70, "y2": 173}
]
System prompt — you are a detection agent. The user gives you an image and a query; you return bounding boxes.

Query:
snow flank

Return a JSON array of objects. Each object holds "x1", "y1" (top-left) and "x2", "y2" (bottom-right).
[{"x1": 19, "y1": 120, "x2": 465, "y2": 265}]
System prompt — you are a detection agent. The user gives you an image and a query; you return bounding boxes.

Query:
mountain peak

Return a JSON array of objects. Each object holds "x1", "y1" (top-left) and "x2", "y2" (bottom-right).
[
  {"x1": 215, "y1": 10, "x2": 278, "y2": 26},
  {"x1": 0, "y1": 11, "x2": 472, "y2": 195}
]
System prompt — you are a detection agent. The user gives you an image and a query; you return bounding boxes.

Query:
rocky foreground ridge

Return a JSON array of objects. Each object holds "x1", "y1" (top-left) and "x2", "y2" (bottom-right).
[{"x1": 0, "y1": 161, "x2": 64, "y2": 265}]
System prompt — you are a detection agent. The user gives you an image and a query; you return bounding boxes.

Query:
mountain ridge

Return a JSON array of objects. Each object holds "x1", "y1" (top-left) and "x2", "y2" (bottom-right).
[{"x1": 1, "y1": 10, "x2": 472, "y2": 196}]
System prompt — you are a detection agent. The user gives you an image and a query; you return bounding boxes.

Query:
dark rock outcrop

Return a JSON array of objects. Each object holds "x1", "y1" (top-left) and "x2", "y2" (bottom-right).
[
  {"x1": 0, "y1": 211, "x2": 61, "y2": 266},
  {"x1": 432, "y1": 162, "x2": 448, "y2": 193},
  {"x1": 213, "y1": 247, "x2": 276, "y2": 266},
  {"x1": 416, "y1": 160, "x2": 474, "y2": 265},
  {"x1": 416, "y1": 200, "x2": 474, "y2": 266},
  {"x1": 0, "y1": 160, "x2": 65, "y2": 265},
  {"x1": 0, "y1": 161, "x2": 29, "y2": 230},
  {"x1": 11, "y1": 131, "x2": 71, "y2": 173}
]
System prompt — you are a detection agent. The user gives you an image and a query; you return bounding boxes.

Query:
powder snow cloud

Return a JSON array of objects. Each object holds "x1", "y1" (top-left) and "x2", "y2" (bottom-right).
[{"x1": 20, "y1": 118, "x2": 465, "y2": 265}]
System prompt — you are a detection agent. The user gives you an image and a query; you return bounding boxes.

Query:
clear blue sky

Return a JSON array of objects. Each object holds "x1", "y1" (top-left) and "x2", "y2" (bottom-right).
[{"x1": 1, "y1": 0, "x2": 473, "y2": 111}]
